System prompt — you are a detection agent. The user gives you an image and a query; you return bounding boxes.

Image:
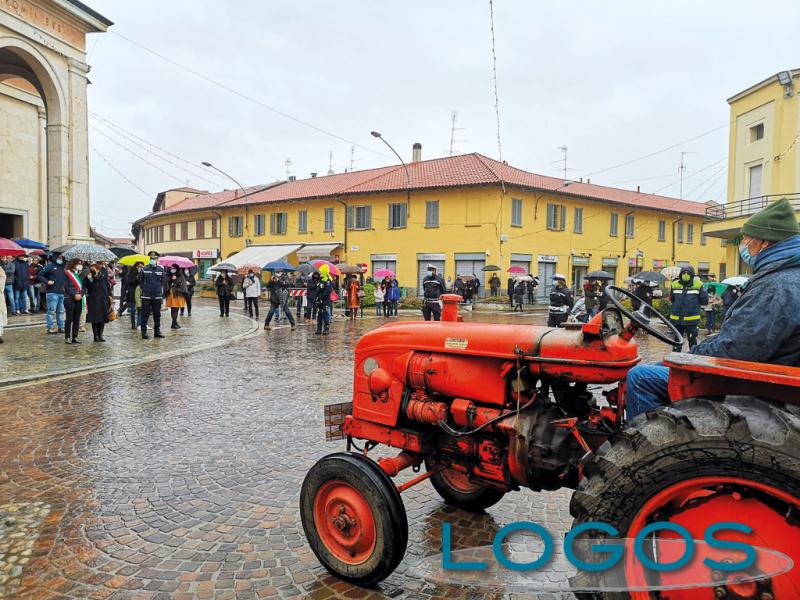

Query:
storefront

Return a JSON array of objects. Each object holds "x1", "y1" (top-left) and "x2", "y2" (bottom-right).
[
  {"x1": 417, "y1": 253, "x2": 446, "y2": 295},
  {"x1": 628, "y1": 250, "x2": 645, "y2": 277},
  {"x1": 652, "y1": 259, "x2": 668, "y2": 271},
  {"x1": 601, "y1": 257, "x2": 618, "y2": 285},
  {"x1": 454, "y1": 252, "x2": 487, "y2": 296},
  {"x1": 571, "y1": 255, "x2": 589, "y2": 294},
  {"x1": 537, "y1": 255, "x2": 558, "y2": 301},
  {"x1": 509, "y1": 253, "x2": 532, "y2": 275},
  {"x1": 193, "y1": 249, "x2": 219, "y2": 279},
  {"x1": 371, "y1": 253, "x2": 397, "y2": 278}
]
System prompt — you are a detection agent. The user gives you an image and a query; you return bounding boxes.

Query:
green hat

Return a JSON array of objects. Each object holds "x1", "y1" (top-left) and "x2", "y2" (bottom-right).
[{"x1": 742, "y1": 198, "x2": 800, "y2": 241}]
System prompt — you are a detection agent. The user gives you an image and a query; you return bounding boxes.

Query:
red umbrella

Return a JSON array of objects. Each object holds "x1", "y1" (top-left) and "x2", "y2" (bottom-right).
[
  {"x1": 0, "y1": 238, "x2": 25, "y2": 257},
  {"x1": 158, "y1": 255, "x2": 194, "y2": 268},
  {"x1": 311, "y1": 259, "x2": 340, "y2": 276},
  {"x1": 507, "y1": 265, "x2": 527, "y2": 274},
  {"x1": 373, "y1": 268, "x2": 395, "y2": 279}
]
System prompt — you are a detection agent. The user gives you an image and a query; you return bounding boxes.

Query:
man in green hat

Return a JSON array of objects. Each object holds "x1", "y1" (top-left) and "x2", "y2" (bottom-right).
[{"x1": 625, "y1": 197, "x2": 800, "y2": 420}]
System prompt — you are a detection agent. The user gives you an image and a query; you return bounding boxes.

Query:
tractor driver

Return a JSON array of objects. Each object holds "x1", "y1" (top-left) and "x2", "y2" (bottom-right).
[
  {"x1": 421, "y1": 264, "x2": 446, "y2": 321},
  {"x1": 626, "y1": 197, "x2": 800, "y2": 421}
]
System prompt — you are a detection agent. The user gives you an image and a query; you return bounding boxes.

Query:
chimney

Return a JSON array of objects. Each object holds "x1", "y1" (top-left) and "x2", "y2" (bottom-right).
[
  {"x1": 412, "y1": 142, "x2": 422, "y2": 163},
  {"x1": 288, "y1": 175, "x2": 296, "y2": 182},
  {"x1": 310, "y1": 172, "x2": 317, "y2": 178},
  {"x1": 636, "y1": 185, "x2": 640, "y2": 193}
]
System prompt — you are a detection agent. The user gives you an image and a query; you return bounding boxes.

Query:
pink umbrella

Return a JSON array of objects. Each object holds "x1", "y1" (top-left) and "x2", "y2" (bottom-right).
[
  {"x1": 0, "y1": 237, "x2": 25, "y2": 257},
  {"x1": 311, "y1": 259, "x2": 340, "y2": 276},
  {"x1": 507, "y1": 265, "x2": 527, "y2": 274},
  {"x1": 373, "y1": 268, "x2": 395, "y2": 279},
  {"x1": 159, "y1": 255, "x2": 194, "y2": 268}
]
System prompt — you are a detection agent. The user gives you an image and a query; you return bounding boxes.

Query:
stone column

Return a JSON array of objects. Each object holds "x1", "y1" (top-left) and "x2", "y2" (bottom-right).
[
  {"x1": 37, "y1": 106, "x2": 47, "y2": 244},
  {"x1": 66, "y1": 57, "x2": 91, "y2": 243},
  {"x1": 45, "y1": 120, "x2": 70, "y2": 247}
]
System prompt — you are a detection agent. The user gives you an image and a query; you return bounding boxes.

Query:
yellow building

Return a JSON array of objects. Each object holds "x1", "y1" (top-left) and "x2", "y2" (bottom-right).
[
  {"x1": 134, "y1": 152, "x2": 726, "y2": 299},
  {"x1": 704, "y1": 69, "x2": 800, "y2": 270}
]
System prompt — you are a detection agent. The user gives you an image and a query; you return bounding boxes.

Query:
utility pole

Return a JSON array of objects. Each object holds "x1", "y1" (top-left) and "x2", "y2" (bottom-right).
[{"x1": 679, "y1": 151, "x2": 695, "y2": 199}]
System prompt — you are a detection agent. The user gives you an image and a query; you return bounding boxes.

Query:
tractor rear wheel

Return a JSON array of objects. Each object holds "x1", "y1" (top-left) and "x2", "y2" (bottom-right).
[
  {"x1": 300, "y1": 452, "x2": 408, "y2": 587},
  {"x1": 426, "y1": 459, "x2": 506, "y2": 512},
  {"x1": 570, "y1": 396, "x2": 800, "y2": 600}
]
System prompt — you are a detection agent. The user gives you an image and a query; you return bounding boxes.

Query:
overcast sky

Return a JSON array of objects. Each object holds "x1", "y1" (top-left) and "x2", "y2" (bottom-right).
[{"x1": 85, "y1": 0, "x2": 800, "y2": 236}]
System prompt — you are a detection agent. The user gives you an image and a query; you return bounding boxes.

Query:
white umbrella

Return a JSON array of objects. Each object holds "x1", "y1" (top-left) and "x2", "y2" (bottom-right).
[
  {"x1": 660, "y1": 266, "x2": 682, "y2": 280},
  {"x1": 721, "y1": 275, "x2": 750, "y2": 287}
]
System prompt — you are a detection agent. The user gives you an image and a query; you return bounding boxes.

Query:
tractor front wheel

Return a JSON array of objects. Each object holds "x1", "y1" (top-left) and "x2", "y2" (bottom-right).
[
  {"x1": 300, "y1": 452, "x2": 408, "y2": 587},
  {"x1": 571, "y1": 396, "x2": 800, "y2": 600},
  {"x1": 426, "y1": 459, "x2": 506, "y2": 512}
]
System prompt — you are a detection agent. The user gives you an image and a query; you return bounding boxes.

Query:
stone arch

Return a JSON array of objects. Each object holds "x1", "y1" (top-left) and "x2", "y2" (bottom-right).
[{"x1": 0, "y1": 35, "x2": 66, "y2": 124}]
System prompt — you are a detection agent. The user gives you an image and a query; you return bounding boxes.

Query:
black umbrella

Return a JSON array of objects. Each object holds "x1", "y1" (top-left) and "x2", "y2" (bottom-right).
[
  {"x1": 50, "y1": 243, "x2": 76, "y2": 255},
  {"x1": 632, "y1": 270, "x2": 666, "y2": 284},
  {"x1": 481, "y1": 264, "x2": 501, "y2": 272},
  {"x1": 586, "y1": 270, "x2": 615, "y2": 280},
  {"x1": 295, "y1": 263, "x2": 318, "y2": 275},
  {"x1": 109, "y1": 246, "x2": 137, "y2": 258}
]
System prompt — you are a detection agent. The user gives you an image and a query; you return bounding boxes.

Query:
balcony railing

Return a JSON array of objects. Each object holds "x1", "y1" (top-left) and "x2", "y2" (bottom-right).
[{"x1": 706, "y1": 193, "x2": 800, "y2": 220}]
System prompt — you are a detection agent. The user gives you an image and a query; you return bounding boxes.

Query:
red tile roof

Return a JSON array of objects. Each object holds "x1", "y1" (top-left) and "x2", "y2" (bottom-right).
[{"x1": 140, "y1": 153, "x2": 710, "y2": 221}]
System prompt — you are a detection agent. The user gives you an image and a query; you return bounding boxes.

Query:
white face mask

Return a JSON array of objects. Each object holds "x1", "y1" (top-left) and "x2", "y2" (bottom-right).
[{"x1": 75, "y1": 265, "x2": 83, "y2": 273}]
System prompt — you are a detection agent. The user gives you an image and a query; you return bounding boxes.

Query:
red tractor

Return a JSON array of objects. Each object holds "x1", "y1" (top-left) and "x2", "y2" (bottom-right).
[{"x1": 300, "y1": 290, "x2": 800, "y2": 599}]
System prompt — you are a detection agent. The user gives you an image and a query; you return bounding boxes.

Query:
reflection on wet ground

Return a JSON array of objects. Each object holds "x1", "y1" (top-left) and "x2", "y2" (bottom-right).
[{"x1": 0, "y1": 303, "x2": 681, "y2": 599}]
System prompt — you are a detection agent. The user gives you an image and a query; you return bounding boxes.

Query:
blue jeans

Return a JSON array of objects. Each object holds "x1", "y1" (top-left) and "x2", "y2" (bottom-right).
[
  {"x1": 46, "y1": 293, "x2": 65, "y2": 330},
  {"x1": 27, "y1": 286, "x2": 38, "y2": 311},
  {"x1": 626, "y1": 364, "x2": 670, "y2": 421},
  {"x1": 4, "y1": 284, "x2": 16, "y2": 313},
  {"x1": 706, "y1": 310, "x2": 716, "y2": 332},
  {"x1": 13, "y1": 288, "x2": 28, "y2": 313}
]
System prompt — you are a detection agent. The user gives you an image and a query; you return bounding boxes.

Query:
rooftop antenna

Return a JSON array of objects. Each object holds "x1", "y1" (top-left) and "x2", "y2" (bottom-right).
[
  {"x1": 327, "y1": 151, "x2": 335, "y2": 176},
  {"x1": 448, "y1": 111, "x2": 467, "y2": 156},
  {"x1": 559, "y1": 146, "x2": 568, "y2": 181},
  {"x1": 350, "y1": 145, "x2": 360, "y2": 172},
  {"x1": 285, "y1": 158, "x2": 292, "y2": 180},
  {"x1": 679, "y1": 151, "x2": 695, "y2": 199}
]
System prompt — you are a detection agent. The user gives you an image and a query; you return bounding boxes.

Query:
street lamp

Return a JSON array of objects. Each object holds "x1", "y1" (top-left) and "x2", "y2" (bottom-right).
[
  {"x1": 202, "y1": 161, "x2": 250, "y2": 244},
  {"x1": 533, "y1": 180, "x2": 575, "y2": 220},
  {"x1": 371, "y1": 131, "x2": 412, "y2": 216}
]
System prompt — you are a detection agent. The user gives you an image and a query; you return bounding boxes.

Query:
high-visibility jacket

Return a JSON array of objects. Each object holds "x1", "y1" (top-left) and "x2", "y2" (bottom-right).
[{"x1": 669, "y1": 277, "x2": 708, "y2": 323}]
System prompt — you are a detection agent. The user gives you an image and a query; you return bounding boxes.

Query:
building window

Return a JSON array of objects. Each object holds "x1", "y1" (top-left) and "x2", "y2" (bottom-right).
[
  {"x1": 298, "y1": 210, "x2": 308, "y2": 233},
  {"x1": 748, "y1": 164, "x2": 763, "y2": 199},
  {"x1": 687, "y1": 223, "x2": 694, "y2": 245},
  {"x1": 254, "y1": 214, "x2": 266, "y2": 236},
  {"x1": 609, "y1": 213, "x2": 619, "y2": 237},
  {"x1": 170, "y1": 223, "x2": 176, "y2": 241},
  {"x1": 677, "y1": 222, "x2": 684, "y2": 243},
  {"x1": 211, "y1": 219, "x2": 218, "y2": 239},
  {"x1": 573, "y1": 207, "x2": 583, "y2": 234},
  {"x1": 347, "y1": 205, "x2": 372, "y2": 230},
  {"x1": 270, "y1": 212, "x2": 287, "y2": 235},
  {"x1": 196, "y1": 220, "x2": 205, "y2": 239},
  {"x1": 700, "y1": 226, "x2": 707, "y2": 246},
  {"x1": 181, "y1": 222, "x2": 189, "y2": 240},
  {"x1": 228, "y1": 216, "x2": 243, "y2": 237},
  {"x1": 511, "y1": 198, "x2": 523, "y2": 227},
  {"x1": 749, "y1": 123, "x2": 764, "y2": 143},
  {"x1": 159, "y1": 226, "x2": 165, "y2": 243},
  {"x1": 388, "y1": 203, "x2": 407, "y2": 229},
  {"x1": 425, "y1": 200, "x2": 439, "y2": 228},
  {"x1": 324, "y1": 207, "x2": 334, "y2": 232},
  {"x1": 658, "y1": 220, "x2": 666, "y2": 242},
  {"x1": 546, "y1": 204, "x2": 566, "y2": 230},
  {"x1": 625, "y1": 214, "x2": 635, "y2": 238}
]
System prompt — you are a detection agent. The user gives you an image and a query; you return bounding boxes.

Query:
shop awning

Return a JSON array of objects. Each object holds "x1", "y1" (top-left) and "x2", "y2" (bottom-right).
[
  {"x1": 296, "y1": 242, "x2": 342, "y2": 261},
  {"x1": 221, "y1": 244, "x2": 303, "y2": 269}
]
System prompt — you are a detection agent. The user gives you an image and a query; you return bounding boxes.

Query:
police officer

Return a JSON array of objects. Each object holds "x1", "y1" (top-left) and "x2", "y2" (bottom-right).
[
  {"x1": 421, "y1": 264, "x2": 446, "y2": 321},
  {"x1": 669, "y1": 265, "x2": 708, "y2": 350},
  {"x1": 138, "y1": 250, "x2": 166, "y2": 339},
  {"x1": 547, "y1": 273, "x2": 573, "y2": 327}
]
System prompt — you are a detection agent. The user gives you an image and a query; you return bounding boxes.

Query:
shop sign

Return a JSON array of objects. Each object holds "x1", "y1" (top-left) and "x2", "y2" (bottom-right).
[
  {"x1": 601, "y1": 257, "x2": 618, "y2": 267},
  {"x1": 193, "y1": 249, "x2": 218, "y2": 259},
  {"x1": 572, "y1": 256, "x2": 590, "y2": 267},
  {"x1": 653, "y1": 259, "x2": 668, "y2": 269},
  {"x1": 538, "y1": 255, "x2": 558, "y2": 263}
]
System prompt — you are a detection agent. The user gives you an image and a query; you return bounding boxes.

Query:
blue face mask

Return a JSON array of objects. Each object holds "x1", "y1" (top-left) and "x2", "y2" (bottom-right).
[
  {"x1": 149, "y1": 259, "x2": 157, "y2": 266},
  {"x1": 739, "y1": 243, "x2": 757, "y2": 267}
]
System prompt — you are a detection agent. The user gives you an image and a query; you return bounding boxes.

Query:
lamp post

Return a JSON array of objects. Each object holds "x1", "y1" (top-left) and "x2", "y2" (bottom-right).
[
  {"x1": 202, "y1": 161, "x2": 250, "y2": 244},
  {"x1": 533, "y1": 180, "x2": 575, "y2": 220},
  {"x1": 370, "y1": 131, "x2": 411, "y2": 217}
]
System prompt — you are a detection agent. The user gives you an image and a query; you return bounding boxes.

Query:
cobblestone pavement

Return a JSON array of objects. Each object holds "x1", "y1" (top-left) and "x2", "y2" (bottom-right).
[{"x1": 0, "y1": 307, "x2": 678, "y2": 600}]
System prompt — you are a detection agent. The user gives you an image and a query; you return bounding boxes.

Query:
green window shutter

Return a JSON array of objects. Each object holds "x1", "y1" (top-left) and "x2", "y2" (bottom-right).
[
  {"x1": 270, "y1": 214, "x2": 275, "y2": 235},
  {"x1": 365, "y1": 205, "x2": 372, "y2": 229},
  {"x1": 560, "y1": 205, "x2": 566, "y2": 231},
  {"x1": 346, "y1": 206, "x2": 354, "y2": 230}
]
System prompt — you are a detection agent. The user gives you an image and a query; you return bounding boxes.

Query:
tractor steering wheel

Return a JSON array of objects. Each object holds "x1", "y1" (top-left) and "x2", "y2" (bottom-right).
[{"x1": 604, "y1": 285, "x2": 684, "y2": 347}]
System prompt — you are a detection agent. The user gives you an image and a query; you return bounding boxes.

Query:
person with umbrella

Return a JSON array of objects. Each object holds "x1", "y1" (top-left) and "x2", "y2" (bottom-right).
[
  {"x1": 38, "y1": 253, "x2": 67, "y2": 334},
  {"x1": 2, "y1": 256, "x2": 16, "y2": 316},
  {"x1": 387, "y1": 276, "x2": 400, "y2": 316},
  {"x1": 264, "y1": 273, "x2": 296, "y2": 331},
  {"x1": 0, "y1": 257, "x2": 5, "y2": 342},
  {"x1": 527, "y1": 275, "x2": 537, "y2": 304},
  {"x1": 214, "y1": 270, "x2": 234, "y2": 317},
  {"x1": 489, "y1": 273, "x2": 501, "y2": 297},
  {"x1": 139, "y1": 251, "x2": 166, "y2": 339},
  {"x1": 165, "y1": 263, "x2": 189, "y2": 329},
  {"x1": 125, "y1": 261, "x2": 143, "y2": 330},
  {"x1": 626, "y1": 197, "x2": 800, "y2": 420},
  {"x1": 547, "y1": 274, "x2": 573, "y2": 327},
  {"x1": 242, "y1": 269, "x2": 261, "y2": 319},
  {"x1": 512, "y1": 277, "x2": 526, "y2": 312},
  {"x1": 346, "y1": 274, "x2": 360, "y2": 319},
  {"x1": 181, "y1": 268, "x2": 196, "y2": 317},
  {"x1": 63, "y1": 258, "x2": 86, "y2": 344},
  {"x1": 85, "y1": 262, "x2": 113, "y2": 342},
  {"x1": 313, "y1": 264, "x2": 334, "y2": 335},
  {"x1": 422, "y1": 264, "x2": 446, "y2": 321}
]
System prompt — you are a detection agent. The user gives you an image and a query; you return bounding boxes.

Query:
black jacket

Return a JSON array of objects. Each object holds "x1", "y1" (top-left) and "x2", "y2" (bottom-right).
[
  {"x1": 548, "y1": 285, "x2": 574, "y2": 314},
  {"x1": 266, "y1": 279, "x2": 286, "y2": 305},
  {"x1": 215, "y1": 275, "x2": 233, "y2": 298},
  {"x1": 12, "y1": 258, "x2": 29, "y2": 290},
  {"x1": 85, "y1": 268, "x2": 113, "y2": 323},
  {"x1": 63, "y1": 270, "x2": 85, "y2": 299},
  {"x1": 38, "y1": 262, "x2": 67, "y2": 294},
  {"x1": 314, "y1": 279, "x2": 333, "y2": 308},
  {"x1": 422, "y1": 274, "x2": 446, "y2": 301},
  {"x1": 139, "y1": 264, "x2": 166, "y2": 300}
]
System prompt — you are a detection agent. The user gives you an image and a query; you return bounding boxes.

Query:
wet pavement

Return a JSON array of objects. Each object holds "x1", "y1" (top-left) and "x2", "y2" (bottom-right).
[{"x1": 0, "y1": 302, "x2": 678, "y2": 599}]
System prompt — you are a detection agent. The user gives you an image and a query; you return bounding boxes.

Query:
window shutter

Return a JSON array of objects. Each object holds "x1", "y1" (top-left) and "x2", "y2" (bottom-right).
[
  {"x1": 270, "y1": 214, "x2": 275, "y2": 235},
  {"x1": 365, "y1": 205, "x2": 372, "y2": 229},
  {"x1": 560, "y1": 205, "x2": 566, "y2": 231},
  {"x1": 346, "y1": 206, "x2": 354, "y2": 230},
  {"x1": 401, "y1": 203, "x2": 407, "y2": 227}
]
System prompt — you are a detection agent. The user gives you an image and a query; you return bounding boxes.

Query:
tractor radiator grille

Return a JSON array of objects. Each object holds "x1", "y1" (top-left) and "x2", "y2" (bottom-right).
[{"x1": 324, "y1": 402, "x2": 352, "y2": 441}]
